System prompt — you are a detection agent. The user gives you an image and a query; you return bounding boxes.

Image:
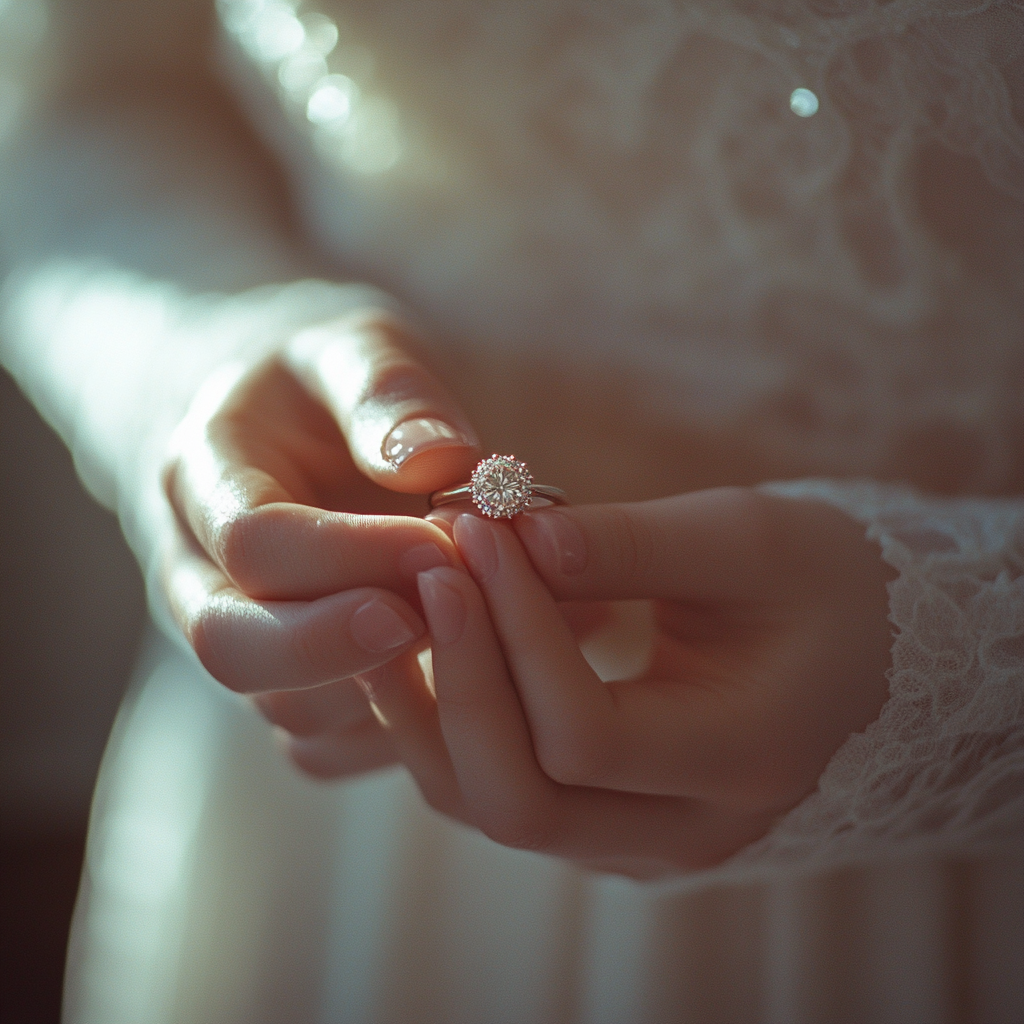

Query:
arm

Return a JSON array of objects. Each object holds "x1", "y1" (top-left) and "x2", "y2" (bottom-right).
[
  {"x1": 0, "y1": 0, "x2": 481, "y2": 778},
  {"x1": 0, "y1": 0, "x2": 336, "y2": 565}
]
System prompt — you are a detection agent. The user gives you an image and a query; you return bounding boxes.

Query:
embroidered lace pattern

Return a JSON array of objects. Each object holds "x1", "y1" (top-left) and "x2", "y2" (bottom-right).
[
  {"x1": 221, "y1": 0, "x2": 1024, "y2": 492},
  {"x1": 728, "y1": 480, "x2": 1024, "y2": 870}
]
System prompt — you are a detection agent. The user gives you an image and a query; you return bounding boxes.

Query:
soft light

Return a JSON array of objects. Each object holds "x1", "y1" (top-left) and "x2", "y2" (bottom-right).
[
  {"x1": 789, "y1": 87, "x2": 819, "y2": 117},
  {"x1": 300, "y1": 11, "x2": 339, "y2": 55},
  {"x1": 245, "y1": 2, "x2": 306, "y2": 63},
  {"x1": 278, "y1": 51, "x2": 328, "y2": 99},
  {"x1": 307, "y1": 74, "x2": 357, "y2": 124}
]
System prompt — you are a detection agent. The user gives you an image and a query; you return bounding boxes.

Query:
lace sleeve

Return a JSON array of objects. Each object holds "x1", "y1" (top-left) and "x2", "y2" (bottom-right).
[{"x1": 734, "y1": 479, "x2": 1024, "y2": 871}]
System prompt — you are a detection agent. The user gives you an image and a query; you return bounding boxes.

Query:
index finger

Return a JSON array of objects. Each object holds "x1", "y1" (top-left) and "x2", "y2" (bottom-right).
[
  {"x1": 166, "y1": 356, "x2": 463, "y2": 601},
  {"x1": 287, "y1": 309, "x2": 480, "y2": 493}
]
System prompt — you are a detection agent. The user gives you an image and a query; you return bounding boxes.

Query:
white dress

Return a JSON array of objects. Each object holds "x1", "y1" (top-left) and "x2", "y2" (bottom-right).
[{"x1": 0, "y1": 1, "x2": 1021, "y2": 1021}]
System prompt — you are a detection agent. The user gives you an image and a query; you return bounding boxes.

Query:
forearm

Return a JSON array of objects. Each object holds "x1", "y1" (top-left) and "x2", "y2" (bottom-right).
[{"x1": 0, "y1": 11, "x2": 379, "y2": 569}]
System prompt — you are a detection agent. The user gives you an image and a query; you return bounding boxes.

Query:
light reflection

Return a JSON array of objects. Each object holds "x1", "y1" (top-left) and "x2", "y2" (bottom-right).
[
  {"x1": 790, "y1": 87, "x2": 819, "y2": 117},
  {"x1": 219, "y1": 0, "x2": 404, "y2": 176},
  {"x1": 278, "y1": 50, "x2": 328, "y2": 99},
  {"x1": 240, "y1": 2, "x2": 305, "y2": 64},
  {"x1": 315, "y1": 96, "x2": 403, "y2": 176},
  {"x1": 300, "y1": 11, "x2": 338, "y2": 55},
  {"x1": 307, "y1": 74, "x2": 357, "y2": 125}
]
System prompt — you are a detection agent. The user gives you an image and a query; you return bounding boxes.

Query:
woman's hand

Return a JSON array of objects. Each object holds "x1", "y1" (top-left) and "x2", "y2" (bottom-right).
[
  {"x1": 360, "y1": 488, "x2": 895, "y2": 876},
  {"x1": 160, "y1": 308, "x2": 481, "y2": 778}
]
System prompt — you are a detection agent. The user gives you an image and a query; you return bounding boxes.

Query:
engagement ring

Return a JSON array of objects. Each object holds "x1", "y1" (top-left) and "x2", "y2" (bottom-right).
[{"x1": 429, "y1": 454, "x2": 568, "y2": 519}]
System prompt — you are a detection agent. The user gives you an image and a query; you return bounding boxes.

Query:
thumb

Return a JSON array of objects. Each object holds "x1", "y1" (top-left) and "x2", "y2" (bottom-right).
[
  {"x1": 513, "y1": 488, "x2": 777, "y2": 603},
  {"x1": 287, "y1": 309, "x2": 480, "y2": 493}
]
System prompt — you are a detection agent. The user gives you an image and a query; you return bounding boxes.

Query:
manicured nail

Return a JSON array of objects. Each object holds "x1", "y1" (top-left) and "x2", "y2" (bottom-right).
[
  {"x1": 350, "y1": 598, "x2": 420, "y2": 653},
  {"x1": 381, "y1": 417, "x2": 475, "y2": 467},
  {"x1": 453, "y1": 513, "x2": 499, "y2": 582},
  {"x1": 417, "y1": 568, "x2": 466, "y2": 646},
  {"x1": 398, "y1": 541, "x2": 450, "y2": 579},
  {"x1": 515, "y1": 510, "x2": 587, "y2": 576}
]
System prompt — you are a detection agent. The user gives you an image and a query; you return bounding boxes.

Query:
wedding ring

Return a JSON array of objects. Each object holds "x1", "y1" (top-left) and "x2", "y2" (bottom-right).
[{"x1": 429, "y1": 454, "x2": 568, "y2": 519}]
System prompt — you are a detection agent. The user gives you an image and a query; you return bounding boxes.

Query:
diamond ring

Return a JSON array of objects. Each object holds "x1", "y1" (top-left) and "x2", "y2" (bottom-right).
[{"x1": 429, "y1": 454, "x2": 568, "y2": 519}]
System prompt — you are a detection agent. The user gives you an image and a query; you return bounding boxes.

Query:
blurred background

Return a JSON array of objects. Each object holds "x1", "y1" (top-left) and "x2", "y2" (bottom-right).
[{"x1": 1, "y1": 368, "x2": 146, "y2": 1023}]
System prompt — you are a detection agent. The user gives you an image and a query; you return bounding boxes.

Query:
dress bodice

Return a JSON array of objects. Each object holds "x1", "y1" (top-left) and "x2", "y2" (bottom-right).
[
  {"x1": 29, "y1": 2, "x2": 957, "y2": 497},
  {"x1": 218, "y1": 0, "x2": 1023, "y2": 497}
]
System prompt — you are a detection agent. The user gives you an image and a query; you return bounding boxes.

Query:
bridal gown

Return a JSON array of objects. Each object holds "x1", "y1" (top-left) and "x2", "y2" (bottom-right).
[{"x1": 1, "y1": 1, "x2": 1021, "y2": 1022}]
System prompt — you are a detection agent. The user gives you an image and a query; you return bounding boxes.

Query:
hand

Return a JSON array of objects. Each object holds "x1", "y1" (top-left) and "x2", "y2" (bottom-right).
[
  {"x1": 160, "y1": 308, "x2": 480, "y2": 778},
  {"x1": 360, "y1": 488, "x2": 895, "y2": 877}
]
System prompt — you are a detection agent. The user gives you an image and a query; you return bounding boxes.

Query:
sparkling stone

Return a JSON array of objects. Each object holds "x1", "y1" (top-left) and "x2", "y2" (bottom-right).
[{"x1": 470, "y1": 455, "x2": 533, "y2": 518}]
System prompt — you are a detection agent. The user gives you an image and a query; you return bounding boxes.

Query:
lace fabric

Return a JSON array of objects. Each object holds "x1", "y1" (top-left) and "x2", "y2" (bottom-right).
[
  {"x1": 735, "y1": 479, "x2": 1024, "y2": 869},
  {"x1": 0, "y1": 0, "x2": 1020, "y2": 874},
  {"x1": 221, "y1": 0, "x2": 1024, "y2": 493}
]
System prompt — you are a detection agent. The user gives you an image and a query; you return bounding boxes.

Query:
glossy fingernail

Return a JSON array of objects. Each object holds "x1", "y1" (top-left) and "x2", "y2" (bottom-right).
[
  {"x1": 417, "y1": 568, "x2": 467, "y2": 645},
  {"x1": 454, "y1": 513, "x2": 499, "y2": 582},
  {"x1": 350, "y1": 598, "x2": 420, "y2": 653},
  {"x1": 515, "y1": 510, "x2": 587, "y2": 576},
  {"x1": 382, "y1": 417, "x2": 475, "y2": 467},
  {"x1": 398, "y1": 541, "x2": 450, "y2": 579}
]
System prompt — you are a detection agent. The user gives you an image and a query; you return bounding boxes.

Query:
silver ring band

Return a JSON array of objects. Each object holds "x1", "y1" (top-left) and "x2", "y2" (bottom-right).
[
  {"x1": 429, "y1": 482, "x2": 569, "y2": 508},
  {"x1": 429, "y1": 454, "x2": 568, "y2": 519}
]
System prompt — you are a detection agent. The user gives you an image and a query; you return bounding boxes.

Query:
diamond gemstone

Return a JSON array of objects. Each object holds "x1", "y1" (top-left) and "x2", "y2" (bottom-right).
[{"x1": 470, "y1": 455, "x2": 533, "y2": 518}]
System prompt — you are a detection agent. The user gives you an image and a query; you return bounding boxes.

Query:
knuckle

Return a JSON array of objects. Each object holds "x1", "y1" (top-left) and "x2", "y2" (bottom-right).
[
  {"x1": 364, "y1": 357, "x2": 434, "y2": 406},
  {"x1": 288, "y1": 615, "x2": 332, "y2": 686},
  {"x1": 215, "y1": 509, "x2": 261, "y2": 585},
  {"x1": 534, "y1": 724, "x2": 613, "y2": 788},
  {"x1": 476, "y1": 799, "x2": 557, "y2": 852},
  {"x1": 214, "y1": 504, "x2": 286, "y2": 594},
  {"x1": 189, "y1": 602, "x2": 243, "y2": 691},
  {"x1": 606, "y1": 506, "x2": 655, "y2": 583}
]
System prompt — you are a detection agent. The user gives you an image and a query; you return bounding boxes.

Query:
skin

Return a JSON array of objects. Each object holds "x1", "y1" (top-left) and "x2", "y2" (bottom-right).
[
  {"x1": 163, "y1": 305, "x2": 897, "y2": 876},
  {"x1": 8, "y1": 0, "x2": 1013, "y2": 878}
]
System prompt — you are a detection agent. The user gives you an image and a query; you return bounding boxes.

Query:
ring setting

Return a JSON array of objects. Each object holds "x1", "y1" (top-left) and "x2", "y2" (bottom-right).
[{"x1": 429, "y1": 454, "x2": 568, "y2": 519}]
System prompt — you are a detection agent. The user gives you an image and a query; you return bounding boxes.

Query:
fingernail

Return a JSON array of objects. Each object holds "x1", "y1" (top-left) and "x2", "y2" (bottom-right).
[
  {"x1": 516, "y1": 510, "x2": 587, "y2": 576},
  {"x1": 453, "y1": 513, "x2": 499, "y2": 582},
  {"x1": 424, "y1": 512, "x2": 456, "y2": 540},
  {"x1": 417, "y1": 568, "x2": 466, "y2": 645},
  {"x1": 382, "y1": 417, "x2": 475, "y2": 467},
  {"x1": 350, "y1": 598, "x2": 420, "y2": 653},
  {"x1": 398, "y1": 541, "x2": 450, "y2": 579}
]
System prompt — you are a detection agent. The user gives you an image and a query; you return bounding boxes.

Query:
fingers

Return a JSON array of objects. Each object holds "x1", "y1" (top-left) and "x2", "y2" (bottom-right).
[
  {"x1": 252, "y1": 678, "x2": 376, "y2": 737},
  {"x1": 166, "y1": 358, "x2": 460, "y2": 601},
  {"x1": 512, "y1": 488, "x2": 782, "y2": 603},
  {"x1": 254, "y1": 679, "x2": 401, "y2": 780},
  {"x1": 451, "y1": 514, "x2": 614, "y2": 783},
  {"x1": 355, "y1": 650, "x2": 468, "y2": 820},
  {"x1": 453, "y1": 514, "x2": 750, "y2": 801},
  {"x1": 283, "y1": 722, "x2": 399, "y2": 781},
  {"x1": 164, "y1": 524, "x2": 427, "y2": 693},
  {"x1": 416, "y1": 564, "x2": 556, "y2": 841},
  {"x1": 287, "y1": 309, "x2": 480, "y2": 493},
  {"x1": 417, "y1": 562, "x2": 757, "y2": 870}
]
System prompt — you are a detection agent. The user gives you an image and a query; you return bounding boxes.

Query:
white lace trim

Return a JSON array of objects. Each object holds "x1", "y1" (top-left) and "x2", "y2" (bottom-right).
[{"x1": 733, "y1": 479, "x2": 1024, "y2": 871}]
